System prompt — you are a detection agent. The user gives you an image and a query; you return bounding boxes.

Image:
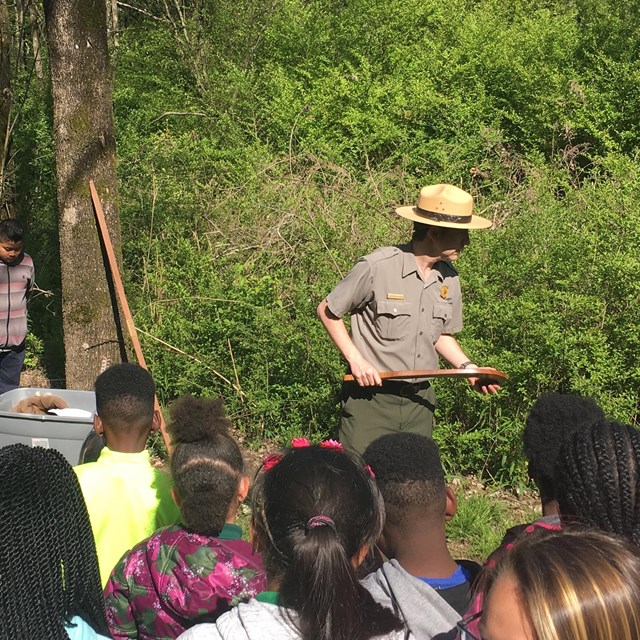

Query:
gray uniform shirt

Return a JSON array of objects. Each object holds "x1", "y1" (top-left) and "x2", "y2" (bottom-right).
[{"x1": 326, "y1": 244, "x2": 463, "y2": 373}]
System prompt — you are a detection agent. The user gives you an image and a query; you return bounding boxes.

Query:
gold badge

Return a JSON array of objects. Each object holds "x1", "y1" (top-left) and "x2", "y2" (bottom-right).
[
  {"x1": 387, "y1": 293, "x2": 404, "y2": 300},
  {"x1": 440, "y1": 285, "x2": 449, "y2": 299}
]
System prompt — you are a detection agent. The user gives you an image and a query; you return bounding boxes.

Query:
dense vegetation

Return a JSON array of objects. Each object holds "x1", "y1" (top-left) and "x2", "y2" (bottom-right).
[{"x1": 15, "y1": 0, "x2": 640, "y2": 485}]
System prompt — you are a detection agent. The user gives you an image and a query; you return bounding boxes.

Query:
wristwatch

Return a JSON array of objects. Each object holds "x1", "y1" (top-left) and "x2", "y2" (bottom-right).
[{"x1": 459, "y1": 361, "x2": 477, "y2": 369}]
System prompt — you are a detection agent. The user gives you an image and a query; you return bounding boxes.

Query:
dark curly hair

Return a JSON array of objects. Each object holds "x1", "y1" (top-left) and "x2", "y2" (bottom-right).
[
  {"x1": 0, "y1": 445, "x2": 110, "y2": 638},
  {"x1": 363, "y1": 432, "x2": 445, "y2": 526},
  {"x1": 94, "y1": 363, "x2": 155, "y2": 433},
  {"x1": 168, "y1": 395, "x2": 244, "y2": 535},
  {"x1": 252, "y1": 445, "x2": 403, "y2": 640},
  {"x1": 0, "y1": 218, "x2": 24, "y2": 242},
  {"x1": 523, "y1": 393, "x2": 604, "y2": 502},
  {"x1": 556, "y1": 419, "x2": 640, "y2": 546}
]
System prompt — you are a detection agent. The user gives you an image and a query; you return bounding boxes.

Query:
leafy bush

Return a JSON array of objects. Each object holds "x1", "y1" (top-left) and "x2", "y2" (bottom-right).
[{"x1": 12, "y1": 0, "x2": 640, "y2": 488}]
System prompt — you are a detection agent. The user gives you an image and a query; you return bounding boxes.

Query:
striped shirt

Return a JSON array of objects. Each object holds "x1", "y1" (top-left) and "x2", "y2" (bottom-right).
[{"x1": 0, "y1": 253, "x2": 34, "y2": 349}]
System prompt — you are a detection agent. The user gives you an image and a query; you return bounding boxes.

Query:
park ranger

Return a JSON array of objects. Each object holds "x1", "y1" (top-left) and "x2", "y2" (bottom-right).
[{"x1": 317, "y1": 183, "x2": 500, "y2": 453}]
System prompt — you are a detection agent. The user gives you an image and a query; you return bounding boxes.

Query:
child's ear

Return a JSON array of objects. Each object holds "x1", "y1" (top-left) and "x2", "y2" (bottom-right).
[
  {"x1": 93, "y1": 414, "x2": 104, "y2": 436},
  {"x1": 351, "y1": 545, "x2": 371, "y2": 570},
  {"x1": 444, "y1": 485, "x2": 457, "y2": 521},
  {"x1": 237, "y1": 475, "x2": 250, "y2": 503},
  {"x1": 150, "y1": 408, "x2": 162, "y2": 432}
]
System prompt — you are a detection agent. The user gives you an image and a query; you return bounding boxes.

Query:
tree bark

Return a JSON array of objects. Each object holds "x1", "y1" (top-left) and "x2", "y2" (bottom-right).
[
  {"x1": 0, "y1": 0, "x2": 13, "y2": 217},
  {"x1": 43, "y1": 0, "x2": 124, "y2": 389},
  {"x1": 107, "y1": 0, "x2": 118, "y2": 48},
  {"x1": 28, "y1": 1, "x2": 43, "y2": 79}
]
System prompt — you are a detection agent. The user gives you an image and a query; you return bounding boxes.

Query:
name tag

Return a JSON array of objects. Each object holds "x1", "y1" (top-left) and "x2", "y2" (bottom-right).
[{"x1": 387, "y1": 293, "x2": 404, "y2": 300}]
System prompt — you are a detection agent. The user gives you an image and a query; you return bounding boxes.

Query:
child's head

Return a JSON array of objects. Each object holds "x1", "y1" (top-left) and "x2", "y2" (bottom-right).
[
  {"x1": 555, "y1": 419, "x2": 640, "y2": 546},
  {"x1": 0, "y1": 444, "x2": 109, "y2": 639},
  {"x1": 168, "y1": 395, "x2": 246, "y2": 535},
  {"x1": 363, "y1": 432, "x2": 449, "y2": 527},
  {"x1": 0, "y1": 219, "x2": 25, "y2": 265},
  {"x1": 523, "y1": 393, "x2": 604, "y2": 507},
  {"x1": 252, "y1": 443, "x2": 402, "y2": 640},
  {"x1": 479, "y1": 529, "x2": 640, "y2": 640},
  {"x1": 94, "y1": 363, "x2": 157, "y2": 448}
]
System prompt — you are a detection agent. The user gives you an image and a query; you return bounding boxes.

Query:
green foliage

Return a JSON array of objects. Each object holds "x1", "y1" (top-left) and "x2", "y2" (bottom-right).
[
  {"x1": 24, "y1": 331, "x2": 44, "y2": 370},
  {"x1": 111, "y1": 0, "x2": 640, "y2": 481},
  {"x1": 447, "y1": 483, "x2": 538, "y2": 560},
  {"x1": 11, "y1": 0, "x2": 640, "y2": 488}
]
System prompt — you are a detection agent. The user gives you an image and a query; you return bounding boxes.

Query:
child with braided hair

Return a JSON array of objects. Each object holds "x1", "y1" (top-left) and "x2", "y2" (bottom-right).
[
  {"x1": 555, "y1": 418, "x2": 640, "y2": 546},
  {"x1": 457, "y1": 393, "x2": 605, "y2": 639},
  {"x1": 178, "y1": 440, "x2": 407, "y2": 640},
  {"x1": 104, "y1": 396, "x2": 266, "y2": 639},
  {"x1": 0, "y1": 444, "x2": 111, "y2": 639}
]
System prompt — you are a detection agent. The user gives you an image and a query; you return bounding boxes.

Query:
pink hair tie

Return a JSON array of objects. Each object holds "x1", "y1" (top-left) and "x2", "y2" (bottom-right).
[{"x1": 306, "y1": 515, "x2": 336, "y2": 533}]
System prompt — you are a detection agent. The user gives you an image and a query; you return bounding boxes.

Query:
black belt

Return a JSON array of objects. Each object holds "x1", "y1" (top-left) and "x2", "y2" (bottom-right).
[{"x1": 343, "y1": 379, "x2": 431, "y2": 396}]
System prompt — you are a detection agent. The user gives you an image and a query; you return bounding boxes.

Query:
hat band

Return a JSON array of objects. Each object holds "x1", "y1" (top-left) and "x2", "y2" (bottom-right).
[{"x1": 415, "y1": 206, "x2": 472, "y2": 224}]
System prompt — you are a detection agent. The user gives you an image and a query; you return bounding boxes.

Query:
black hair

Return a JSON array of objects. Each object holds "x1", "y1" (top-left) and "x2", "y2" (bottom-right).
[
  {"x1": 523, "y1": 393, "x2": 605, "y2": 502},
  {"x1": 556, "y1": 420, "x2": 640, "y2": 546},
  {"x1": 412, "y1": 221, "x2": 431, "y2": 242},
  {"x1": 363, "y1": 432, "x2": 446, "y2": 526},
  {"x1": 0, "y1": 218, "x2": 24, "y2": 242},
  {"x1": 168, "y1": 395, "x2": 244, "y2": 535},
  {"x1": 0, "y1": 445, "x2": 110, "y2": 638},
  {"x1": 252, "y1": 445, "x2": 403, "y2": 640},
  {"x1": 94, "y1": 363, "x2": 155, "y2": 431}
]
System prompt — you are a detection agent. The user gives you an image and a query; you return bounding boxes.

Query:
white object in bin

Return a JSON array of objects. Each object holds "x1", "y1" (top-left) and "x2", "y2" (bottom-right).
[
  {"x1": 48, "y1": 408, "x2": 93, "y2": 418},
  {"x1": 31, "y1": 437, "x2": 50, "y2": 448}
]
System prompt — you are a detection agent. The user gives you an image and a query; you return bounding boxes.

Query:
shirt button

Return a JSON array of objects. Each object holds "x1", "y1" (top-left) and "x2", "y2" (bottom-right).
[
  {"x1": 421, "y1": 308, "x2": 425, "y2": 312},
  {"x1": 419, "y1": 331, "x2": 423, "y2": 335},
  {"x1": 417, "y1": 354, "x2": 421, "y2": 359},
  {"x1": 393, "y1": 308, "x2": 397, "y2": 313}
]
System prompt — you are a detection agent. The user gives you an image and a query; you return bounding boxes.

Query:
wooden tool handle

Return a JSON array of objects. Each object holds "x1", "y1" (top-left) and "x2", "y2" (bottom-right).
[
  {"x1": 90, "y1": 180, "x2": 171, "y2": 451},
  {"x1": 343, "y1": 367, "x2": 508, "y2": 383}
]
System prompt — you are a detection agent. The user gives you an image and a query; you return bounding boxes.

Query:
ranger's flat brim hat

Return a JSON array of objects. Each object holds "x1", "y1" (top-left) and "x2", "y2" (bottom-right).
[{"x1": 395, "y1": 183, "x2": 492, "y2": 229}]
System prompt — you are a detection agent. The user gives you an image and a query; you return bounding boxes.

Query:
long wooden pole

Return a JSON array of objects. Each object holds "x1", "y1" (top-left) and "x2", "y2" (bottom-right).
[
  {"x1": 343, "y1": 367, "x2": 508, "y2": 383},
  {"x1": 90, "y1": 180, "x2": 171, "y2": 450}
]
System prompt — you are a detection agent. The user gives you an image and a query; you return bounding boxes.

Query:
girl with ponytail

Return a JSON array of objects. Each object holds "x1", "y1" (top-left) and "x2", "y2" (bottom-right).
[
  {"x1": 178, "y1": 441, "x2": 405, "y2": 640},
  {"x1": 105, "y1": 396, "x2": 266, "y2": 639}
]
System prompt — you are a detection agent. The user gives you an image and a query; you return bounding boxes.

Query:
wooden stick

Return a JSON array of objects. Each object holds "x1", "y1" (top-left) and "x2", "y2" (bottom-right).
[
  {"x1": 343, "y1": 367, "x2": 508, "y2": 383},
  {"x1": 90, "y1": 180, "x2": 171, "y2": 450}
]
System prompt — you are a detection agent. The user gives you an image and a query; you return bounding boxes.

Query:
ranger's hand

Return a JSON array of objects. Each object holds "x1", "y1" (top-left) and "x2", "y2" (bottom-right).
[
  {"x1": 348, "y1": 356, "x2": 383, "y2": 387},
  {"x1": 462, "y1": 362, "x2": 501, "y2": 395},
  {"x1": 469, "y1": 376, "x2": 501, "y2": 395}
]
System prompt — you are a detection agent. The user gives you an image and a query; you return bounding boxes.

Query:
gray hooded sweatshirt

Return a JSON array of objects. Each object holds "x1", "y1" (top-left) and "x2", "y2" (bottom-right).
[
  {"x1": 176, "y1": 598, "x2": 408, "y2": 640},
  {"x1": 361, "y1": 560, "x2": 461, "y2": 640}
]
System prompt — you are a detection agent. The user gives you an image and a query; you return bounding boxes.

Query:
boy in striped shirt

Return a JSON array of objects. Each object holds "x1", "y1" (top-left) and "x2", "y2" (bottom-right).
[{"x1": 0, "y1": 219, "x2": 34, "y2": 394}]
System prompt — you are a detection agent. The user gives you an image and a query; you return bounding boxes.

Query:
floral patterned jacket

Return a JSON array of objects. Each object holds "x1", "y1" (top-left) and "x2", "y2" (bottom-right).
[{"x1": 104, "y1": 524, "x2": 266, "y2": 640}]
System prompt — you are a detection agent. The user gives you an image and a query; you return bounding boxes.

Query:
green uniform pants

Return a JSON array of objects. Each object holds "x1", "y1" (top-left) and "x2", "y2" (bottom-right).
[{"x1": 339, "y1": 381, "x2": 436, "y2": 454}]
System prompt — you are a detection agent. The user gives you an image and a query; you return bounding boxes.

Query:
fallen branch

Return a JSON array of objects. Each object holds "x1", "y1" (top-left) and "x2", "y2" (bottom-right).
[{"x1": 136, "y1": 327, "x2": 246, "y2": 399}]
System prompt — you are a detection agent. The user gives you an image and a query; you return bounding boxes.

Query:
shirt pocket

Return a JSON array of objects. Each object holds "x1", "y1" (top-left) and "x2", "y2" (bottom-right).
[
  {"x1": 374, "y1": 300, "x2": 412, "y2": 341},
  {"x1": 429, "y1": 302, "x2": 453, "y2": 343}
]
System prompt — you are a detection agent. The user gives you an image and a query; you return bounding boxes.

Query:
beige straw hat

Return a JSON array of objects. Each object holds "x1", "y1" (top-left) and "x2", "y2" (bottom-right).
[{"x1": 395, "y1": 184, "x2": 492, "y2": 229}]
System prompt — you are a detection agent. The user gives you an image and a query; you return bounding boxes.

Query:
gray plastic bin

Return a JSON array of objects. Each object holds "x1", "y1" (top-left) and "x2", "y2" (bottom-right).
[{"x1": 0, "y1": 387, "x2": 96, "y2": 465}]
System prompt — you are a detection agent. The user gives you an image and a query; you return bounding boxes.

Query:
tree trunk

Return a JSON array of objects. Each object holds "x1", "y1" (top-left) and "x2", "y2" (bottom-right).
[
  {"x1": 28, "y1": 1, "x2": 43, "y2": 79},
  {"x1": 106, "y1": 0, "x2": 118, "y2": 48},
  {"x1": 0, "y1": 0, "x2": 13, "y2": 217},
  {"x1": 43, "y1": 0, "x2": 124, "y2": 390}
]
